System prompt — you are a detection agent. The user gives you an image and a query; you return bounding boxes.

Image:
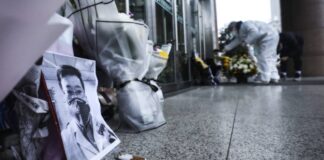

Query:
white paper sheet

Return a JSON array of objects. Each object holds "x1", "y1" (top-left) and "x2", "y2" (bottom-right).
[{"x1": 42, "y1": 53, "x2": 120, "y2": 160}]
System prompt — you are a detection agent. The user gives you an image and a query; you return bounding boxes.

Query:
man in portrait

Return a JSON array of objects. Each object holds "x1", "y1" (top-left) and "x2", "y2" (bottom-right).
[{"x1": 57, "y1": 65, "x2": 116, "y2": 160}]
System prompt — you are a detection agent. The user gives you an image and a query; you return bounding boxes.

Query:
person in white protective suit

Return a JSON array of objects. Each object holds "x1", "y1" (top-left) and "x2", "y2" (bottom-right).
[{"x1": 223, "y1": 21, "x2": 280, "y2": 84}]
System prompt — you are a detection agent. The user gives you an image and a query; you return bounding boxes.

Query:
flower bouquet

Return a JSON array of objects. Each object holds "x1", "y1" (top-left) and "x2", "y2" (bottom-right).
[
  {"x1": 217, "y1": 54, "x2": 257, "y2": 83},
  {"x1": 218, "y1": 56, "x2": 231, "y2": 71},
  {"x1": 217, "y1": 26, "x2": 258, "y2": 83},
  {"x1": 229, "y1": 54, "x2": 257, "y2": 83}
]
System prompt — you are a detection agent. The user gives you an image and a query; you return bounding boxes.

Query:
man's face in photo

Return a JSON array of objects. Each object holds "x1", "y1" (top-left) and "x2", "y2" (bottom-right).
[{"x1": 61, "y1": 75, "x2": 86, "y2": 115}]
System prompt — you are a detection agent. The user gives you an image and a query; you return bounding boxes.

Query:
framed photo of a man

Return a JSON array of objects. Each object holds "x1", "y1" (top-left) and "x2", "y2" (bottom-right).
[{"x1": 41, "y1": 53, "x2": 120, "y2": 160}]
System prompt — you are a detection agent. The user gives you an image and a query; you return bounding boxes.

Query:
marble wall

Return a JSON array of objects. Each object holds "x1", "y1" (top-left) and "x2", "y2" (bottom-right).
[{"x1": 281, "y1": 0, "x2": 324, "y2": 76}]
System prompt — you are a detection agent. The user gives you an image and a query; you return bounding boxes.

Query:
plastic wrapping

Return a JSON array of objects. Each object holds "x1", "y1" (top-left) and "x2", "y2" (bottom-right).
[
  {"x1": 64, "y1": 0, "x2": 119, "y2": 86},
  {"x1": 65, "y1": 1, "x2": 166, "y2": 131},
  {"x1": 144, "y1": 44, "x2": 172, "y2": 106},
  {"x1": 64, "y1": 0, "x2": 119, "y2": 57},
  {"x1": 115, "y1": 43, "x2": 171, "y2": 131},
  {"x1": 117, "y1": 80, "x2": 166, "y2": 131},
  {"x1": 96, "y1": 16, "x2": 150, "y2": 84},
  {"x1": 145, "y1": 44, "x2": 171, "y2": 80},
  {"x1": 98, "y1": 19, "x2": 168, "y2": 131},
  {"x1": 13, "y1": 65, "x2": 49, "y2": 160}
]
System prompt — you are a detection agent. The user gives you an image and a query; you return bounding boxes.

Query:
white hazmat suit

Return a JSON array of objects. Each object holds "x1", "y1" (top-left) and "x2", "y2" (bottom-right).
[{"x1": 224, "y1": 21, "x2": 280, "y2": 83}]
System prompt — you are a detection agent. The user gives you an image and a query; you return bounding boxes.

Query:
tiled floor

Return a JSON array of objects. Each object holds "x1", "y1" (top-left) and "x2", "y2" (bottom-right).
[{"x1": 106, "y1": 85, "x2": 324, "y2": 160}]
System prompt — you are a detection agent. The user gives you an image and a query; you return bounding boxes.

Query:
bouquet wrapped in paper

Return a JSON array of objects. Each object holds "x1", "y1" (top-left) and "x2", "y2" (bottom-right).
[
  {"x1": 96, "y1": 16, "x2": 163, "y2": 131},
  {"x1": 145, "y1": 43, "x2": 172, "y2": 81},
  {"x1": 192, "y1": 53, "x2": 217, "y2": 85},
  {"x1": 64, "y1": 0, "x2": 120, "y2": 87},
  {"x1": 66, "y1": 1, "x2": 166, "y2": 131},
  {"x1": 128, "y1": 42, "x2": 173, "y2": 131},
  {"x1": 144, "y1": 43, "x2": 172, "y2": 105}
]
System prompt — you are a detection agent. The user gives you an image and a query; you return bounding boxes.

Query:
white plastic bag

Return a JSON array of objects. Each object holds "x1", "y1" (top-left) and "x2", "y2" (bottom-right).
[{"x1": 117, "y1": 81, "x2": 166, "y2": 131}]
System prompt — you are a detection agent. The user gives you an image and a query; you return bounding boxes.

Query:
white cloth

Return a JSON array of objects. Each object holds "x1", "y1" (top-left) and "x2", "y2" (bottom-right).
[
  {"x1": 61, "y1": 117, "x2": 117, "y2": 160},
  {"x1": 224, "y1": 21, "x2": 279, "y2": 82}
]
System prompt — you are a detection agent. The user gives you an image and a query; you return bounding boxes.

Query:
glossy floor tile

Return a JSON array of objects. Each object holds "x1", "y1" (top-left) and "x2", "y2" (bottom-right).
[{"x1": 106, "y1": 85, "x2": 324, "y2": 160}]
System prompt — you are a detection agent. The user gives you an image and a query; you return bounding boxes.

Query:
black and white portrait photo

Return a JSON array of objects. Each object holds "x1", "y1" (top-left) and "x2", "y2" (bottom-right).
[{"x1": 42, "y1": 53, "x2": 120, "y2": 160}]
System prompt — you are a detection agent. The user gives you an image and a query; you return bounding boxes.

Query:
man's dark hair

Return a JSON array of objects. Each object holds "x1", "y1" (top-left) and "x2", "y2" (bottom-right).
[
  {"x1": 153, "y1": 44, "x2": 161, "y2": 48},
  {"x1": 228, "y1": 21, "x2": 242, "y2": 32},
  {"x1": 57, "y1": 65, "x2": 85, "y2": 90}
]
